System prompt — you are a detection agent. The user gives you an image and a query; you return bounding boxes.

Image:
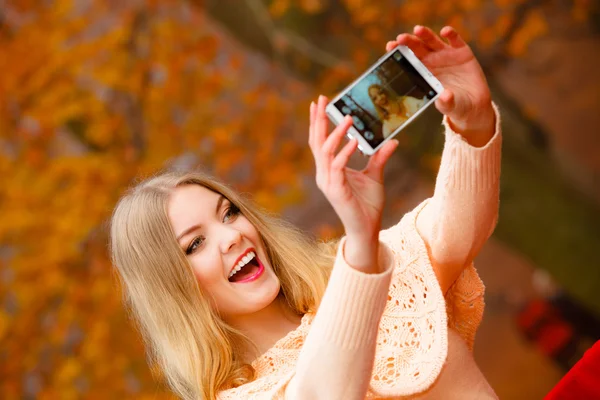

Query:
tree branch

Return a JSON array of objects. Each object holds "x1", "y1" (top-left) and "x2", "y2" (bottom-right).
[
  {"x1": 242, "y1": 0, "x2": 352, "y2": 69},
  {"x1": 486, "y1": 0, "x2": 550, "y2": 65}
]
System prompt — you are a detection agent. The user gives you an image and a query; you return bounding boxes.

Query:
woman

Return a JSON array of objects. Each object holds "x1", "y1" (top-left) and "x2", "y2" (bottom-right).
[
  {"x1": 368, "y1": 84, "x2": 427, "y2": 138},
  {"x1": 110, "y1": 25, "x2": 501, "y2": 399}
]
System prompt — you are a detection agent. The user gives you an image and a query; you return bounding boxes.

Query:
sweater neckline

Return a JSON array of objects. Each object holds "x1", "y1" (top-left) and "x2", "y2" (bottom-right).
[{"x1": 251, "y1": 313, "x2": 314, "y2": 368}]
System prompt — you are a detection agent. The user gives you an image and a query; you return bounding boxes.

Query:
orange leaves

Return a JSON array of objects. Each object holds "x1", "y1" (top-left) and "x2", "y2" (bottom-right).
[
  {"x1": 55, "y1": 358, "x2": 83, "y2": 387},
  {"x1": 0, "y1": 311, "x2": 10, "y2": 342},
  {"x1": 493, "y1": 0, "x2": 525, "y2": 8},
  {"x1": 459, "y1": 0, "x2": 483, "y2": 12},
  {"x1": 351, "y1": 5, "x2": 383, "y2": 26},
  {"x1": 270, "y1": 0, "x2": 291, "y2": 17},
  {"x1": 395, "y1": 0, "x2": 436, "y2": 25},
  {"x1": 572, "y1": 0, "x2": 597, "y2": 22},
  {"x1": 507, "y1": 10, "x2": 548, "y2": 57},
  {"x1": 299, "y1": 0, "x2": 325, "y2": 14},
  {"x1": 195, "y1": 35, "x2": 221, "y2": 63},
  {"x1": 214, "y1": 146, "x2": 246, "y2": 175},
  {"x1": 478, "y1": 13, "x2": 514, "y2": 49},
  {"x1": 315, "y1": 222, "x2": 344, "y2": 241},
  {"x1": 270, "y1": 0, "x2": 326, "y2": 17}
]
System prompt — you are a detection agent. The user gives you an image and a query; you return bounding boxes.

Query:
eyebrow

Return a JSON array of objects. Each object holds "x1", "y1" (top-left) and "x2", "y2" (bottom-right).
[{"x1": 176, "y1": 195, "x2": 226, "y2": 242}]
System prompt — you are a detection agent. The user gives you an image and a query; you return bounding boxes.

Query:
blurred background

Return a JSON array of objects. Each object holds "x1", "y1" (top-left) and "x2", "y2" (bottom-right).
[{"x1": 1, "y1": 0, "x2": 599, "y2": 398}]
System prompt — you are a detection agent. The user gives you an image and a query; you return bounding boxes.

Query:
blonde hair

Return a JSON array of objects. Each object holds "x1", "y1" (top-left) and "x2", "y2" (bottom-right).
[
  {"x1": 110, "y1": 170, "x2": 337, "y2": 399},
  {"x1": 368, "y1": 83, "x2": 405, "y2": 121}
]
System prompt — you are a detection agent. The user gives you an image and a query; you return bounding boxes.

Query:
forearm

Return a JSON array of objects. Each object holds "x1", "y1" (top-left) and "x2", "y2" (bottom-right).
[
  {"x1": 286, "y1": 238, "x2": 394, "y2": 399},
  {"x1": 447, "y1": 101, "x2": 496, "y2": 148},
  {"x1": 344, "y1": 234, "x2": 383, "y2": 274},
  {"x1": 417, "y1": 103, "x2": 502, "y2": 292}
]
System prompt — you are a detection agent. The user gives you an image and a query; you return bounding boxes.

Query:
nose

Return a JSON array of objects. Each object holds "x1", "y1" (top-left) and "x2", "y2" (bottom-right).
[{"x1": 219, "y1": 225, "x2": 243, "y2": 254}]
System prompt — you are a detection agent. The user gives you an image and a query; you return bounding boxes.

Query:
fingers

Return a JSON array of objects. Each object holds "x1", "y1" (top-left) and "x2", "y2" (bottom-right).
[
  {"x1": 308, "y1": 101, "x2": 316, "y2": 147},
  {"x1": 311, "y1": 95, "x2": 328, "y2": 149},
  {"x1": 385, "y1": 40, "x2": 396, "y2": 52},
  {"x1": 309, "y1": 95, "x2": 333, "y2": 160},
  {"x1": 435, "y1": 88, "x2": 455, "y2": 115},
  {"x1": 394, "y1": 33, "x2": 430, "y2": 59},
  {"x1": 308, "y1": 95, "x2": 356, "y2": 186},
  {"x1": 331, "y1": 138, "x2": 358, "y2": 171},
  {"x1": 322, "y1": 115, "x2": 353, "y2": 158},
  {"x1": 413, "y1": 25, "x2": 445, "y2": 51},
  {"x1": 390, "y1": 25, "x2": 466, "y2": 55},
  {"x1": 440, "y1": 26, "x2": 467, "y2": 48},
  {"x1": 364, "y1": 139, "x2": 399, "y2": 182}
]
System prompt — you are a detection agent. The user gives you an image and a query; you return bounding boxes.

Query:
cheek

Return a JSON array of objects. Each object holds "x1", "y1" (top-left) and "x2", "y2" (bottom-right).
[
  {"x1": 189, "y1": 254, "x2": 224, "y2": 287},
  {"x1": 237, "y1": 218, "x2": 260, "y2": 240}
]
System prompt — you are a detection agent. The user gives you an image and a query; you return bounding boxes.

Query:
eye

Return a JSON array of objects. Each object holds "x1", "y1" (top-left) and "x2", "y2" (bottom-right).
[
  {"x1": 186, "y1": 236, "x2": 204, "y2": 255},
  {"x1": 223, "y1": 204, "x2": 241, "y2": 223}
]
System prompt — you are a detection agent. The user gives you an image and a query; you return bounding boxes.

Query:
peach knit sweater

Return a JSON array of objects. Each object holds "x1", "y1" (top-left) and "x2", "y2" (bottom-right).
[{"x1": 219, "y1": 105, "x2": 502, "y2": 399}]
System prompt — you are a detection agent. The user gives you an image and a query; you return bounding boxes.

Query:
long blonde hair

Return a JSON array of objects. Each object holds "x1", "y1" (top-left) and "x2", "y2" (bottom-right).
[
  {"x1": 110, "y1": 170, "x2": 337, "y2": 399},
  {"x1": 368, "y1": 83, "x2": 406, "y2": 121}
]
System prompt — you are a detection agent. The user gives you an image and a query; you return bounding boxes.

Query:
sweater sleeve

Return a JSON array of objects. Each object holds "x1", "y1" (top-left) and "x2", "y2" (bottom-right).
[
  {"x1": 285, "y1": 237, "x2": 395, "y2": 400},
  {"x1": 217, "y1": 238, "x2": 396, "y2": 400},
  {"x1": 416, "y1": 103, "x2": 502, "y2": 293}
]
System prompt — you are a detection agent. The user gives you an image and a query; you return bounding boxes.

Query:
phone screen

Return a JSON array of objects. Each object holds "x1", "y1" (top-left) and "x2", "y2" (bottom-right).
[{"x1": 332, "y1": 50, "x2": 439, "y2": 149}]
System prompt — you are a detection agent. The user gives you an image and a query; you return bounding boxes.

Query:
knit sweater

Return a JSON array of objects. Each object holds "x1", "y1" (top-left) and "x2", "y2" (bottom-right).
[{"x1": 218, "y1": 105, "x2": 502, "y2": 399}]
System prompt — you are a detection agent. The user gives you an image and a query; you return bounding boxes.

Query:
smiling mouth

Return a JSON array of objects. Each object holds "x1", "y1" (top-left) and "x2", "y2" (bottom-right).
[{"x1": 228, "y1": 252, "x2": 265, "y2": 283}]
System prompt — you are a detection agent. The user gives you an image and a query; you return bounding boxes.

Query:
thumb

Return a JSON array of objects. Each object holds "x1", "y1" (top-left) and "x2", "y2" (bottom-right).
[
  {"x1": 364, "y1": 139, "x2": 399, "y2": 182},
  {"x1": 435, "y1": 88, "x2": 455, "y2": 116}
]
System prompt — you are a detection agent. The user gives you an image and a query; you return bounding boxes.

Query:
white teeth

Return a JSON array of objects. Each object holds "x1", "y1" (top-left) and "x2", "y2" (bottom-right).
[{"x1": 228, "y1": 251, "x2": 256, "y2": 279}]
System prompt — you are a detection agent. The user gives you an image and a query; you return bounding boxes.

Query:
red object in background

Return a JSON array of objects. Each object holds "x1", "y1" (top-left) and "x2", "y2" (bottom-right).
[
  {"x1": 517, "y1": 299, "x2": 551, "y2": 331},
  {"x1": 545, "y1": 340, "x2": 600, "y2": 400},
  {"x1": 537, "y1": 320, "x2": 574, "y2": 357},
  {"x1": 517, "y1": 299, "x2": 575, "y2": 358}
]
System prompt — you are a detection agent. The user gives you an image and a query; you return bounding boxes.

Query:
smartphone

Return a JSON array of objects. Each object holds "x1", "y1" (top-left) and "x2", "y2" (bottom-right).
[{"x1": 326, "y1": 45, "x2": 444, "y2": 156}]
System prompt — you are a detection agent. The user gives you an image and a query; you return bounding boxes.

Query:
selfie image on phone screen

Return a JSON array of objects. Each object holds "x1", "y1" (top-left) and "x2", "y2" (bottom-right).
[{"x1": 332, "y1": 50, "x2": 439, "y2": 149}]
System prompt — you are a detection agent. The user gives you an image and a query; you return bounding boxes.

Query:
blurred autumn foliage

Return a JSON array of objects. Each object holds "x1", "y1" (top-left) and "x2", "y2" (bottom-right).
[{"x1": 1, "y1": 0, "x2": 598, "y2": 398}]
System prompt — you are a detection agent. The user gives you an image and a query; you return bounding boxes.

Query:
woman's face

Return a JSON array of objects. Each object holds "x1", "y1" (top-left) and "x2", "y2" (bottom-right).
[
  {"x1": 167, "y1": 185, "x2": 281, "y2": 320},
  {"x1": 370, "y1": 86, "x2": 389, "y2": 108}
]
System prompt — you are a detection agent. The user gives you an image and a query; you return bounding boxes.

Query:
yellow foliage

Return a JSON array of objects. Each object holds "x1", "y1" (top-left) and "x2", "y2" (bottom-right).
[
  {"x1": 0, "y1": 311, "x2": 9, "y2": 341},
  {"x1": 2, "y1": 0, "x2": 315, "y2": 392},
  {"x1": 5, "y1": 0, "x2": 568, "y2": 396},
  {"x1": 572, "y1": 0, "x2": 595, "y2": 22},
  {"x1": 270, "y1": 0, "x2": 291, "y2": 17},
  {"x1": 507, "y1": 10, "x2": 549, "y2": 57},
  {"x1": 300, "y1": 0, "x2": 325, "y2": 13}
]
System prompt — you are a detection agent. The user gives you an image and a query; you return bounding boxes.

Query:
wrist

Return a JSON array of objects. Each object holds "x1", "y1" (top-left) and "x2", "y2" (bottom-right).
[
  {"x1": 343, "y1": 235, "x2": 381, "y2": 274},
  {"x1": 447, "y1": 102, "x2": 496, "y2": 148}
]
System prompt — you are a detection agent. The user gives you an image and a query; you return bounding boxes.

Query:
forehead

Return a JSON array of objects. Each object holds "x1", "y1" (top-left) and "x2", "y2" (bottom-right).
[{"x1": 167, "y1": 185, "x2": 221, "y2": 230}]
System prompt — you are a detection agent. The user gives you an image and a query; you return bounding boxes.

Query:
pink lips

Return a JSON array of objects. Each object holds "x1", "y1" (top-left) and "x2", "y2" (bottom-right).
[{"x1": 231, "y1": 255, "x2": 265, "y2": 284}]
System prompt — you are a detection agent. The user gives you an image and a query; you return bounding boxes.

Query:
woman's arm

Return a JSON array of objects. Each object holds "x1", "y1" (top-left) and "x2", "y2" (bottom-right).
[
  {"x1": 386, "y1": 26, "x2": 502, "y2": 294},
  {"x1": 416, "y1": 107, "x2": 501, "y2": 294},
  {"x1": 285, "y1": 94, "x2": 400, "y2": 399},
  {"x1": 286, "y1": 238, "x2": 395, "y2": 399}
]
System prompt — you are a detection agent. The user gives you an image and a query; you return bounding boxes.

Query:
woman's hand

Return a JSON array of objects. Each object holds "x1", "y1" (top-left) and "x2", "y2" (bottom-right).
[
  {"x1": 309, "y1": 96, "x2": 398, "y2": 273},
  {"x1": 386, "y1": 26, "x2": 496, "y2": 147}
]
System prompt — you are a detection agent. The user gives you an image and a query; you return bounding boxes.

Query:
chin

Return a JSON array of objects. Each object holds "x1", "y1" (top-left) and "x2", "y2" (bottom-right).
[
  {"x1": 227, "y1": 273, "x2": 281, "y2": 316},
  {"x1": 253, "y1": 273, "x2": 281, "y2": 309}
]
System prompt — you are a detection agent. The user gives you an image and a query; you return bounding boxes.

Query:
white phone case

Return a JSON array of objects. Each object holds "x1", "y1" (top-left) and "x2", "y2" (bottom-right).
[{"x1": 326, "y1": 45, "x2": 444, "y2": 156}]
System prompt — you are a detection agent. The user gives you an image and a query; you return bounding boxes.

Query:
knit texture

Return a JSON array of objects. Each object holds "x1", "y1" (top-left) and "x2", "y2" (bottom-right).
[
  {"x1": 218, "y1": 204, "x2": 484, "y2": 399},
  {"x1": 218, "y1": 105, "x2": 502, "y2": 399}
]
